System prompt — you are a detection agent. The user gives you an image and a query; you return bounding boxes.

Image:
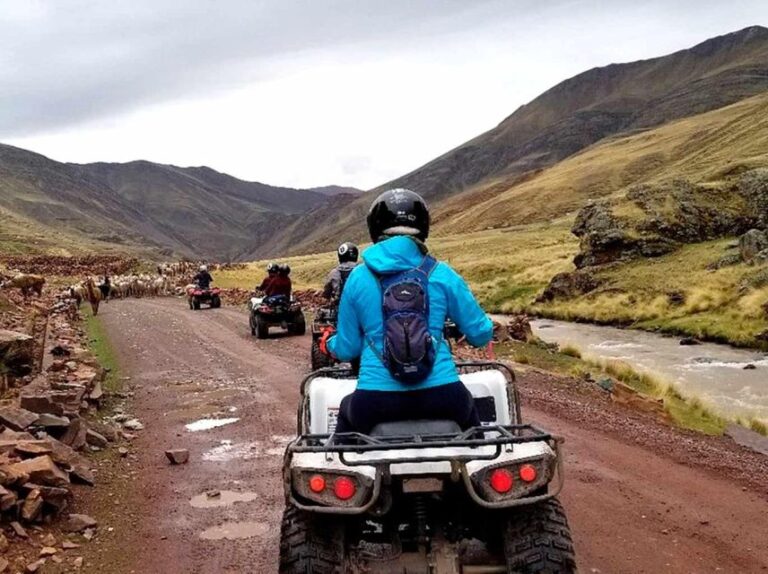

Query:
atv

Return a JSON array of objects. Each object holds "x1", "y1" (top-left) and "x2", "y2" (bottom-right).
[
  {"x1": 279, "y1": 362, "x2": 576, "y2": 573},
  {"x1": 249, "y1": 294, "x2": 306, "y2": 339},
  {"x1": 311, "y1": 307, "x2": 338, "y2": 370},
  {"x1": 187, "y1": 285, "x2": 222, "y2": 310}
]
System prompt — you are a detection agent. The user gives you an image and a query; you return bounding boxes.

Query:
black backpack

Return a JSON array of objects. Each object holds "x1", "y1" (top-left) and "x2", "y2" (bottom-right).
[{"x1": 370, "y1": 256, "x2": 438, "y2": 384}]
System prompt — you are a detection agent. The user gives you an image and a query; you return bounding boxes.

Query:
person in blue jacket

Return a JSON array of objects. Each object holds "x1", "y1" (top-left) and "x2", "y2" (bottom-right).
[{"x1": 322, "y1": 188, "x2": 493, "y2": 434}]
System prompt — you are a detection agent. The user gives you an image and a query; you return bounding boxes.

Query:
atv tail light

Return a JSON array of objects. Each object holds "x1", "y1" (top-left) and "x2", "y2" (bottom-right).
[
  {"x1": 333, "y1": 476, "x2": 356, "y2": 500},
  {"x1": 308, "y1": 475, "x2": 326, "y2": 493},
  {"x1": 519, "y1": 464, "x2": 537, "y2": 483},
  {"x1": 489, "y1": 468, "x2": 514, "y2": 493}
]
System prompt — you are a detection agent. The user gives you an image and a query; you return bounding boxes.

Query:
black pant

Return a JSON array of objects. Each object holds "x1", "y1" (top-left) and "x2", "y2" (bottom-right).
[{"x1": 335, "y1": 381, "x2": 480, "y2": 434}]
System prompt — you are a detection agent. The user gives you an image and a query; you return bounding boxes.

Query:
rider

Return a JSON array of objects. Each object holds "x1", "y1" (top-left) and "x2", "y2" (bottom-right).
[
  {"x1": 194, "y1": 265, "x2": 213, "y2": 289},
  {"x1": 323, "y1": 242, "x2": 359, "y2": 306},
  {"x1": 322, "y1": 189, "x2": 493, "y2": 434},
  {"x1": 263, "y1": 263, "x2": 292, "y2": 298},
  {"x1": 258, "y1": 262, "x2": 279, "y2": 294}
]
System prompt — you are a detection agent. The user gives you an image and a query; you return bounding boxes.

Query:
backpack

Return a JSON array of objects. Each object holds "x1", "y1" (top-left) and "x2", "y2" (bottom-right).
[{"x1": 370, "y1": 255, "x2": 439, "y2": 384}]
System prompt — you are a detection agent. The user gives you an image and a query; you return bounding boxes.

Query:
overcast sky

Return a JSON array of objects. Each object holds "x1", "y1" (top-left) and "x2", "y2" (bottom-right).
[{"x1": 2, "y1": 1, "x2": 767, "y2": 189}]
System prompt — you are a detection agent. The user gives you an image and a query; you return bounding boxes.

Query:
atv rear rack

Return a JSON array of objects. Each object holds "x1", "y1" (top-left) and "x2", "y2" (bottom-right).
[{"x1": 289, "y1": 423, "x2": 552, "y2": 466}]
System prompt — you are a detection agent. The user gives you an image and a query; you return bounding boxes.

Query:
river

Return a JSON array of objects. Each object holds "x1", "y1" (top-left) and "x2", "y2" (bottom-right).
[{"x1": 530, "y1": 319, "x2": 768, "y2": 423}]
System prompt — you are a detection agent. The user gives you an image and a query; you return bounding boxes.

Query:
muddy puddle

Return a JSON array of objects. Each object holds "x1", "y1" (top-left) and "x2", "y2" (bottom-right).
[
  {"x1": 190, "y1": 490, "x2": 259, "y2": 509},
  {"x1": 201, "y1": 436, "x2": 293, "y2": 462},
  {"x1": 185, "y1": 417, "x2": 240, "y2": 432},
  {"x1": 199, "y1": 521, "x2": 269, "y2": 540}
]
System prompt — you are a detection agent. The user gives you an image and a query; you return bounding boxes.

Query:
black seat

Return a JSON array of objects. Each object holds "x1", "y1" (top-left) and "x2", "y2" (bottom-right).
[{"x1": 369, "y1": 419, "x2": 461, "y2": 437}]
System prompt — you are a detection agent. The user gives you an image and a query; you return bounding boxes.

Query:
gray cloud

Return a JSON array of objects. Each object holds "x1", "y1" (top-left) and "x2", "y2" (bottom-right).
[{"x1": 0, "y1": 0, "x2": 523, "y2": 136}]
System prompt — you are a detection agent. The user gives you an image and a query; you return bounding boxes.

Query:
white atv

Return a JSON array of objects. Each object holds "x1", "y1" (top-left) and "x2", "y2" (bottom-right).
[{"x1": 279, "y1": 362, "x2": 576, "y2": 573}]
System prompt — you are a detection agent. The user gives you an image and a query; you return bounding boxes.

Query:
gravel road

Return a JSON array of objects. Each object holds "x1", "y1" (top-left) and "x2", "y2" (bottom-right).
[{"x1": 79, "y1": 298, "x2": 768, "y2": 573}]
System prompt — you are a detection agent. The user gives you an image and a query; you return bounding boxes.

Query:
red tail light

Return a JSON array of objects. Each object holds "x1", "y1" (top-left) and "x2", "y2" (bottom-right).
[
  {"x1": 308, "y1": 475, "x2": 326, "y2": 493},
  {"x1": 519, "y1": 464, "x2": 537, "y2": 483},
  {"x1": 489, "y1": 468, "x2": 513, "y2": 493},
  {"x1": 333, "y1": 476, "x2": 356, "y2": 500}
]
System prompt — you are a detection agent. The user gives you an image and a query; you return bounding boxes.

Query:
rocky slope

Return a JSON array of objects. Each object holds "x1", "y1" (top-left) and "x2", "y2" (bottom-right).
[{"x1": 0, "y1": 145, "x2": 333, "y2": 260}]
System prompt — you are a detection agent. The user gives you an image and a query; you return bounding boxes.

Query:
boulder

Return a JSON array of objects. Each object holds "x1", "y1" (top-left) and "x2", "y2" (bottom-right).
[
  {"x1": 34, "y1": 413, "x2": 70, "y2": 429},
  {"x1": 20, "y1": 489, "x2": 43, "y2": 522},
  {"x1": 19, "y1": 393, "x2": 65, "y2": 417},
  {"x1": 85, "y1": 429, "x2": 108, "y2": 449},
  {"x1": 0, "y1": 407, "x2": 40, "y2": 431},
  {"x1": 7, "y1": 456, "x2": 69, "y2": 488},
  {"x1": 60, "y1": 419, "x2": 87, "y2": 450},
  {"x1": 506, "y1": 315, "x2": 534, "y2": 342},
  {"x1": 62, "y1": 513, "x2": 97, "y2": 533},
  {"x1": 0, "y1": 330, "x2": 34, "y2": 376},
  {"x1": 739, "y1": 229, "x2": 768, "y2": 263},
  {"x1": 0, "y1": 486, "x2": 18, "y2": 511},
  {"x1": 538, "y1": 271, "x2": 599, "y2": 302},
  {"x1": 165, "y1": 449, "x2": 189, "y2": 465}
]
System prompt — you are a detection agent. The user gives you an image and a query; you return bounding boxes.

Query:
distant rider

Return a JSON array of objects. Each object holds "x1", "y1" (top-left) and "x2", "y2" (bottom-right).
[
  {"x1": 257, "y1": 263, "x2": 279, "y2": 294},
  {"x1": 322, "y1": 189, "x2": 493, "y2": 434},
  {"x1": 323, "y1": 242, "x2": 359, "y2": 306},
  {"x1": 194, "y1": 265, "x2": 213, "y2": 289},
  {"x1": 266, "y1": 264, "x2": 292, "y2": 298}
]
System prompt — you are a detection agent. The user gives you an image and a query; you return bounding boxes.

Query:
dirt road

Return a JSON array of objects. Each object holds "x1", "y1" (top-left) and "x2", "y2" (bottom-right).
[{"x1": 82, "y1": 298, "x2": 768, "y2": 573}]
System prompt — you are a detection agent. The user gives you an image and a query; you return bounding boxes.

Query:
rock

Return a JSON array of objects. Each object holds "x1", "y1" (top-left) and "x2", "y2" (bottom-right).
[
  {"x1": 62, "y1": 514, "x2": 97, "y2": 533},
  {"x1": 0, "y1": 557, "x2": 8, "y2": 572},
  {"x1": 122, "y1": 419, "x2": 144, "y2": 431},
  {"x1": 679, "y1": 337, "x2": 701, "y2": 346},
  {"x1": 44, "y1": 438, "x2": 93, "y2": 485},
  {"x1": 62, "y1": 541, "x2": 80, "y2": 550},
  {"x1": 0, "y1": 532, "x2": 8, "y2": 552},
  {"x1": 20, "y1": 489, "x2": 44, "y2": 521},
  {"x1": 50, "y1": 345, "x2": 71, "y2": 358},
  {"x1": 0, "y1": 407, "x2": 40, "y2": 431},
  {"x1": 40, "y1": 533, "x2": 56, "y2": 547},
  {"x1": 667, "y1": 291, "x2": 686, "y2": 306},
  {"x1": 85, "y1": 429, "x2": 108, "y2": 449},
  {"x1": 739, "y1": 229, "x2": 768, "y2": 263},
  {"x1": 0, "y1": 330, "x2": 34, "y2": 376},
  {"x1": 118, "y1": 447, "x2": 129, "y2": 457},
  {"x1": 21, "y1": 483, "x2": 70, "y2": 512},
  {"x1": 34, "y1": 413, "x2": 70, "y2": 428},
  {"x1": 10, "y1": 521, "x2": 28, "y2": 538},
  {"x1": 0, "y1": 463, "x2": 30, "y2": 486},
  {"x1": 25, "y1": 559, "x2": 45, "y2": 573},
  {"x1": 19, "y1": 393, "x2": 64, "y2": 417},
  {"x1": 744, "y1": 363, "x2": 757, "y2": 370},
  {"x1": 39, "y1": 547, "x2": 57, "y2": 557},
  {"x1": 597, "y1": 378, "x2": 614, "y2": 392},
  {"x1": 0, "y1": 486, "x2": 17, "y2": 512},
  {"x1": 165, "y1": 449, "x2": 189, "y2": 465},
  {"x1": 206, "y1": 490, "x2": 221, "y2": 498},
  {"x1": 538, "y1": 270, "x2": 599, "y2": 302},
  {"x1": 73, "y1": 557, "x2": 83, "y2": 568},
  {"x1": 0, "y1": 439, "x2": 50, "y2": 457},
  {"x1": 505, "y1": 315, "x2": 534, "y2": 342},
  {"x1": 60, "y1": 419, "x2": 87, "y2": 451},
  {"x1": 7, "y1": 456, "x2": 70, "y2": 488}
]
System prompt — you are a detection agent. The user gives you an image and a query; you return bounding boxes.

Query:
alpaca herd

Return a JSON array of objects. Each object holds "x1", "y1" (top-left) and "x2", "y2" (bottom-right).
[{"x1": 68, "y1": 273, "x2": 175, "y2": 315}]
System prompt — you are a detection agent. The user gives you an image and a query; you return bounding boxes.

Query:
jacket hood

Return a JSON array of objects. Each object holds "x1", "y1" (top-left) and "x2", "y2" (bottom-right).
[{"x1": 362, "y1": 236, "x2": 427, "y2": 274}]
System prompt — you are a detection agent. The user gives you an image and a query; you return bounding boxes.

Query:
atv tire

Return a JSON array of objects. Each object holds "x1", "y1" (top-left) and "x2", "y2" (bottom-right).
[
  {"x1": 211, "y1": 295, "x2": 221, "y2": 308},
  {"x1": 256, "y1": 316, "x2": 269, "y2": 339},
  {"x1": 290, "y1": 313, "x2": 306, "y2": 336},
  {"x1": 279, "y1": 504, "x2": 344, "y2": 574},
  {"x1": 249, "y1": 316, "x2": 257, "y2": 336},
  {"x1": 188, "y1": 299, "x2": 194, "y2": 310},
  {"x1": 311, "y1": 339, "x2": 333, "y2": 370},
  {"x1": 192, "y1": 298, "x2": 201, "y2": 311},
  {"x1": 502, "y1": 497, "x2": 576, "y2": 574}
]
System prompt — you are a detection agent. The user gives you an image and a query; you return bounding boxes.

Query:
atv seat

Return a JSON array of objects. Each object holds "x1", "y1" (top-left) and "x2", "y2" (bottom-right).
[{"x1": 370, "y1": 420, "x2": 461, "y2": 438}]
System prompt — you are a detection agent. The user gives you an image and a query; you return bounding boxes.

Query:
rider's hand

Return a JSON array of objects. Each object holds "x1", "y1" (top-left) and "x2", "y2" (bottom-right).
[{"x1": 319, "y1": 326, "x2": 336, "y2": 357}]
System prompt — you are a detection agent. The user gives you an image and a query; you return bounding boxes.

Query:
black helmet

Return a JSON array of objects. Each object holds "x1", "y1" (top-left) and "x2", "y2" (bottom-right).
[
  {"x1": 280, "y1": 264, "x2": 291, "y2": 275},
  {"x1": 337, "y1": 242, "x2": 359, "y2": 263},
  {"x1": 367, "y1": 188, "x2": 430, "y2": 243},
  {"x1": 267, "y1": 262, "x2": 278, "y2": 273}
]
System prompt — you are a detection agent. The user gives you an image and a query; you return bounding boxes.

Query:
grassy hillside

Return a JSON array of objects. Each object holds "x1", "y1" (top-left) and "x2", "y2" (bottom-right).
[
  {"x1": 255, "y1": 26, "x2": 768, "y2": 256},
  {"x1": 433, "y1": 90, "x2": 768, "y2": 233}
]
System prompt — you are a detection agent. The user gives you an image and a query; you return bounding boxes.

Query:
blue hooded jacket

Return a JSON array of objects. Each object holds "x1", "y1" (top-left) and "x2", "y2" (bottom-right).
[{"x1": 327, "y1": 236, "x2": 493, "y2": 392}]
